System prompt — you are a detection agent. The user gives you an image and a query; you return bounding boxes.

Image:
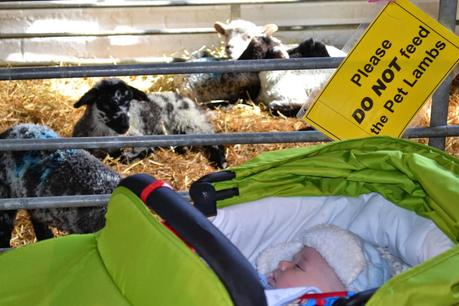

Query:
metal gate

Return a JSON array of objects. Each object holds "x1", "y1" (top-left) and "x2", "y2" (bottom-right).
[{"x1": 0, "y1": 0, "x2": 457, "y2": 211}]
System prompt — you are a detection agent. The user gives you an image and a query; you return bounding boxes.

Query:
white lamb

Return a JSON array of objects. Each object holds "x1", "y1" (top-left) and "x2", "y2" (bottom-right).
[{"x1": 214, "y1": 19, "x2": 347, "y2": 116}]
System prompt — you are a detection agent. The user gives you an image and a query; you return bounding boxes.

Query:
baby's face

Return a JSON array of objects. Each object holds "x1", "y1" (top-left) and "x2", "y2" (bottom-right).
[{"x1": 268, "y1": 246, "x2": 345, "y2": 292}]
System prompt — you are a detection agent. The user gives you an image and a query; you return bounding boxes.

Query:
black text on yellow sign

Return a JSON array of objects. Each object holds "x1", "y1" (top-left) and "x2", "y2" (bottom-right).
[{"x1": 302, "y1": 0, "x2": 459, "y2": 140}]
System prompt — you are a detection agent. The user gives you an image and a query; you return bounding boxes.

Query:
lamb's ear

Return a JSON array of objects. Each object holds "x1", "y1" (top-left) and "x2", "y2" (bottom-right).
[
  {"x1": 262, "y1": 24, "x2": 278, "y2": 36},
  {"x1": 74, "y1": 88, "x2": 98, "y2": 108},
  {"x1": 214, "y1": 21, "x2": 228, "y2": 35},
  {"x1": 128, "y1": 86, "x2": 149, "y2": 101},
  {"x1": 271, "y1": 46, "x2": 290, "y2": 59}
]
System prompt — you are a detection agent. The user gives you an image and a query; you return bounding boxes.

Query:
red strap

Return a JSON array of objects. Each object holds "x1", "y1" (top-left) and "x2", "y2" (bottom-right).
[
  {"x1": 140, "y1": 179, "x2": 166, "y2": 202},
  {"x1": 298, "y1": 291, "x2": 349, "y2": 304},
  {"x1": 140, "y1": 179, "x2": 195, "y2": 251}
]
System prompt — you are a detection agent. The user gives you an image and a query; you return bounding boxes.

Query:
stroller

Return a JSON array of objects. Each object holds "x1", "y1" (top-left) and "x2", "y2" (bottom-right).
[
  {"x1": 0, "y1": 136, "x2": 457, "y2": 306},
  {"x1": 190, "y1": 136, "x2": 459, "y2": 305}
]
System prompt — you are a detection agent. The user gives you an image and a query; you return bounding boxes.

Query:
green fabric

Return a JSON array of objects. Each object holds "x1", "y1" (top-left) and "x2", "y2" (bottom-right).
[
  {"x1": 0, "y1": 235, "x2": 129, "y2": 306},
  {"x1": 368, "y1": 245, "x2": 459, "y2": 306},
  {"x1": 215, "y1": 136, "x2": 459, "y2": 242},
  {"x1": 214, "y1": 136, "x2": 459, "y2": 305},
  {"x1": 0, "y1": 186, "x2": 233, "y2": 306}
]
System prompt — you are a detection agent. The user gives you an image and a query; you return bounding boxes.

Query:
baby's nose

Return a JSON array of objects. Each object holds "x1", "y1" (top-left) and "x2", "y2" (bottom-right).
[{"x1": 278, "y1": 260, "x2": 292, "y2": 271}]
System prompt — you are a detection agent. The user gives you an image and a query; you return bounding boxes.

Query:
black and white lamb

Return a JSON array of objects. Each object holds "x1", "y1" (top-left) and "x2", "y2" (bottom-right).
[
  {"x1": 0, "y1": 123, "x2": 121, "y2": 248},
  {"x1": 214, "y1": 19, "x2": 347, "y2": 116},
  {"x1": 172, "y1": 51, "x2": 260, "y2": 105},
  {"x1": 72, "y1": 78, "x2": 227, "y2": 169}
]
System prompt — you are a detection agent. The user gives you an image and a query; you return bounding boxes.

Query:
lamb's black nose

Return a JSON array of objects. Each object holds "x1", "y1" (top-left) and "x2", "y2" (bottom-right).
[
  {"x1": 207, "y1": 145, "x2": 227, "y2": 169},
  {"x1": 225, "y1": 45, "x2": 233, "y2": 55},
  {"x1": 110, "y1": 115, "x2": 130, "y2": 134}
]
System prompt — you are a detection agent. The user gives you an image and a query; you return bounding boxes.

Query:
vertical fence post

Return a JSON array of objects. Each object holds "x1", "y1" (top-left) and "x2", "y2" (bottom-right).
[
  {"x1": 230, "y1": 4, "x2": 241, "y2": 19},
  {"x1": 428, "y1": 0, "x2": 458, "y2": 150}
]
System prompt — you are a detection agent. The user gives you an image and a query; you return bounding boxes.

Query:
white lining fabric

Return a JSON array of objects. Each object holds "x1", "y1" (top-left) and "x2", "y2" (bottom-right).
[{"x1": 211, "y1": 192, "x2": 453, "y2": 268}]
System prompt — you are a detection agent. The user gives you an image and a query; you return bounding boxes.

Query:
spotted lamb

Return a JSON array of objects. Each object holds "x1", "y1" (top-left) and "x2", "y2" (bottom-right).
[
  {"x1": 214, "y1": 19, "x2": 347, "y2": 116},
  {"x1": 172, "y1": 50, "x2": 260, "y2": 105},
  {"x1": 72, "y1": 78, "x2": 227, "y2": 169},
  {"x1": 0, "y1": 123, "x2": 121, "y2": 248}
]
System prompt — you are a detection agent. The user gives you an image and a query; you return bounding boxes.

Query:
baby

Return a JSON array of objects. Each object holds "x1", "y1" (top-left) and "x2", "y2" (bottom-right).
[
  {"x1": 268, "y1": 245, "x2": 345, "y2": 292},
  {"x1": 257, "y1": 224, "x2": 396, "y2": 293}
]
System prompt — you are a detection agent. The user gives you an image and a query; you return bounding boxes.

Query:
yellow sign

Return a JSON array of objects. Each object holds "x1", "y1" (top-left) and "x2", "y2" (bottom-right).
[{"x1": 302, "y1": 0, "x2": 459, "y2": 140}]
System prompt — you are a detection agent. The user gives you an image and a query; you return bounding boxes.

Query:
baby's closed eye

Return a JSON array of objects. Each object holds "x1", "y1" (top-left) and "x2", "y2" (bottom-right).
[{"x1": 295, "y1": 264, "x2": 306, "y2": 272}]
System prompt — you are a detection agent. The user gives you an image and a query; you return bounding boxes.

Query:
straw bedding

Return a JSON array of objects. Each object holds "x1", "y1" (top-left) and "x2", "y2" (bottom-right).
[{"x1": 1, "y1": 70, "x2": 458, "y2": 247}]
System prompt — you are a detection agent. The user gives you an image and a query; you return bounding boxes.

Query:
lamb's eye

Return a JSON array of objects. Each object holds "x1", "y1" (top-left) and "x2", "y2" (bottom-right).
[{"x1": 243, "y1": 34, "x2": 250, "y2": 40}]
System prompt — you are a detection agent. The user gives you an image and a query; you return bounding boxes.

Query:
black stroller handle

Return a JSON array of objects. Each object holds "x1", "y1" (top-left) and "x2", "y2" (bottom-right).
[
  {"x1": 119, "y1": 174, "x2": 267, "y2": 306},
  {"x1": 189, "y1": 170, "x2": 238, "y2": 217},
  {"x1": 332, "y1": 288, "x2": 378, "y2": 306}
]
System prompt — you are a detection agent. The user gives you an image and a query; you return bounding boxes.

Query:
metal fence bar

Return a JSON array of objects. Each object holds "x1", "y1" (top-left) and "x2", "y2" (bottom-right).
[
  {"x1": 0, "y1": 192, "x2": 191, "y2": 210},
  {"x1": 429, "y1": 73, "x2": 456, "y2": 150},
  {"x1": 402, "y1": 125, "x2": 459, "y2": 138},
  {"x1": 0, "y1": 125, "x2": 457, "y2": 210},
  {"x1": 0, "y1": 126, "x2": 458, "y2": 152},
  {"x1": 0, "y1": 28, "x2": 217, "y2": 39},
  {"x1": 0, "y1": 131, "x2": 330, "y2": 151},
  {"x1": 428, "y1": 0, "x2": 458, "y2": 150},
  {"x1": 0, "y1": 195, "x2": 109, "y2": 210},
  {"x1": 0, "y1": 57, "x2": 344, "y2": 80},
  {"x1": 0, "y1": 0, "x2": 367, "y2": 10},
  {"x1": 0, "y1": 124, "x2": 457, "y2": 210},
  {"x1": 0, "y1": 24, "x2": 365, "y2": 40}
]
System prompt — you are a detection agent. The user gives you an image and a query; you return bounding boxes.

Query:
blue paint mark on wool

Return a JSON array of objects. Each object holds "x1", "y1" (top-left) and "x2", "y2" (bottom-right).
[
  {"x1": 14, "y1": 126, "x2": 77, "y2": 182},
  {"x1": 38, "y1": 128, "x2": 59, "y2": 139},
  {"x1": 23, "y1": 124, "x2": 59, "y2": 139},
  {"x1": 16, "y1": 150, "x2": 70, "y2": 183}
]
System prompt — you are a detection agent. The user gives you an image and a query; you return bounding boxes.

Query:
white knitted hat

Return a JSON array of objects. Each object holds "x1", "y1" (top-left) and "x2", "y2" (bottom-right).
[{"x1": 256, "y1": 223, "x2": 391, "y2": 291}]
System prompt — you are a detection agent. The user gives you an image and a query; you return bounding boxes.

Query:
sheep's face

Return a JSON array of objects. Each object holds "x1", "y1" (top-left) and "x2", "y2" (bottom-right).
[
  {"x1": 214, "y1": 20, "x2": 278, "y2": 60},
  {"x1": 74, "y1": 79, "x2": 149, "y2": 135},
  {"x1": 238, "y1": 36, "x2": 290, "y2": 60},
  {"x1": 94, "y1": 87, "x2": 132, "y2": 134}
]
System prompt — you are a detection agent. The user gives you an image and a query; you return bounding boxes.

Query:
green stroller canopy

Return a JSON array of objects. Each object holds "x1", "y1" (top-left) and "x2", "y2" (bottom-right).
[{"x1": 190, "y1": 136, "x2": 459, "y2": 306}]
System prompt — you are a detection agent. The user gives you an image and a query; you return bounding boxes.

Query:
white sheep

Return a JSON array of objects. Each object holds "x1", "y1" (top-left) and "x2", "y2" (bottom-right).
[
  {"x1": 0, "y1": 123, "x2": 121, "y2": 247},
  {"x1": 214, "y1": 19, "x2": 347, "y2": 116},
  {"x1": 72, "y1": 78, "x2": 227, "y2": 169},
  {"x1": 214, "y1": 19, "x2": 280, "y2": 60}
]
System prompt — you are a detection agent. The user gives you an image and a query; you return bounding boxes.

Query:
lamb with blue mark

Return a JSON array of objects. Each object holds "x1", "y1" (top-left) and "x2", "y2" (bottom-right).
[
  {"x1": 73, "y1": 78, "x2": 227, "y2": 169},
  {"x1": 0, "y1": 123, "x2": 121, "y2": 248}
]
